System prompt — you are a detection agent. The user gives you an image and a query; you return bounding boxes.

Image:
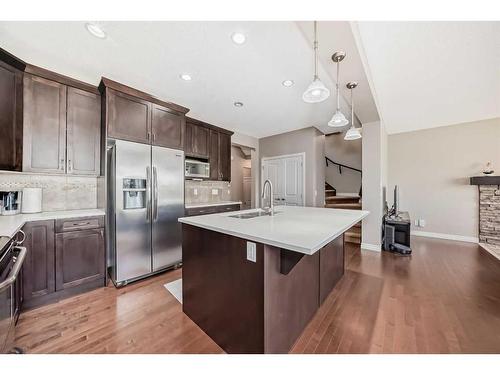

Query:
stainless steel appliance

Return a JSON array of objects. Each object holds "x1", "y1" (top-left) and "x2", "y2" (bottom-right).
[
  {"x1": 107, "y1": 139, "x2": 185, "y2": 286},
  {"x1": 0, "y1": 191, "x2": 22, "y2": 216},
  {"x1": 0, "y1": 231, "x2": 26, "y2": 354},
  {"x1": 185, "y1": 159, "x2": 210, "y2": 179}
]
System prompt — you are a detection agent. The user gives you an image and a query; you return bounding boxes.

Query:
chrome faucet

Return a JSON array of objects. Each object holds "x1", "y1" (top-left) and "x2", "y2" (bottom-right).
[{"x1": 261, "y1": 179, "x2": 274, "y2": 216}]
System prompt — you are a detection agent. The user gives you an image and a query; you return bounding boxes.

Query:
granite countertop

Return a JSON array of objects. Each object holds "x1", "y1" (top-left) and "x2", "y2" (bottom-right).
[
  {"x1": 179, "y1": 205, "x2": 369, "y2": 255},
  {"x1": 0, "y1": 208, "x2": 106, "y2": 238},
  {"x1": 185, "y1": 201, "x2": 242, "y2": 209}
]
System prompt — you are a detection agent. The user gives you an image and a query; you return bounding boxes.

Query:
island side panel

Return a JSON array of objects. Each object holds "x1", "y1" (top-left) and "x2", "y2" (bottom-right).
[
  {"x1": 182, "y1": 224, "x2": 265, "y2": 354},
  {"x1": 319, "y1": 234, "x2": 345, "y2": 305},
  {"x1": 263, "y1": 245, "x2": 320, "y2": 354}
]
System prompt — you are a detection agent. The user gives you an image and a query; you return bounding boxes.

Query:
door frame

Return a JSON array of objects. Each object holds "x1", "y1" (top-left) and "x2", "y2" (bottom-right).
[{"x1": 261, "y1": 152, "x2": 306, "y2": 206}]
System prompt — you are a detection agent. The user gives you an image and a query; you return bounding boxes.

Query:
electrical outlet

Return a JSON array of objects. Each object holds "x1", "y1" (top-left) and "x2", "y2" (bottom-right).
[
  {"x1": 211, "y1": 189, "x2": 218, "y2": 196},
  {"x1": 193, "y1": 188, "x2": 198, "y2": 196},
  {"x1": 246, "y1": 242, "x2": 256, "y2": 262},
  {"x1": 414, "y1": 219, "x2": 419, "y2": 226},
  {"x1": 419, "y1": 219, "x2": 426, "y2": 227}
]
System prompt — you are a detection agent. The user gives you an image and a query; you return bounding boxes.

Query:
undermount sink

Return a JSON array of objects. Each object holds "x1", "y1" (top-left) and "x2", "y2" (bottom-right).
[{"x1": 229, "y1": 209, "x2": 278, "y2": 219}]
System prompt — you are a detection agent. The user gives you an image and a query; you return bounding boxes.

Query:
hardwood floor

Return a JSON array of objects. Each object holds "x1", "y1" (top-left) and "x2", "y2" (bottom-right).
[{"x1": 14, "y1": 237, "x2": 500, "y2": 353}]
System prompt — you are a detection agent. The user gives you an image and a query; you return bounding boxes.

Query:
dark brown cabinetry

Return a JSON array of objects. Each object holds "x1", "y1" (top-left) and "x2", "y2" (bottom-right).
[
  {"x1": 67, "y1": 87, "x2": 101, "y2": 175},
  {"x1": 185, "y1": 203, "x2": 240, "y2": 217},
  {"x1": 22, "y1": 73, "x2": 101, "y2": 175},
  {"x1": 0, "y1": 59, "x2": 23, "y2": 171},
  {"x1": 209, "y1": 129, "x2": 232, "y2": 181},
  {"x1": 21, "y1": 216, "x2": 105, "y2": 310},
  {"x1": 22, "y1": 220, "x2": 56, "y2": 305},
  {"x1": 218, "y1": 132, "x2": 231, "y2": 181},
  {"x1": 151, "y1": 104, "x2": 185, "y2": 149},
  {"x1": 100, "y1": 78, "x2": 189, "y2": 150},
  {"x1": 22, "y1": 74, "x2": 67, "y2": 174},
  {"x1": 106, "y1": 89, "x2": 151, "y2": 144},
  {"x1": 55, "y1": 228, "x2": 105, "y2": 291},
  {"x1": 185, "y1": 119, "x2": 209, "y2": 158}
]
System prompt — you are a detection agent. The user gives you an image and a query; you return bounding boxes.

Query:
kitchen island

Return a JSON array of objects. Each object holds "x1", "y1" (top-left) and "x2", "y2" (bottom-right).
[{"x1": 178, "y1": 206, "x2": 369, "y2": 353}]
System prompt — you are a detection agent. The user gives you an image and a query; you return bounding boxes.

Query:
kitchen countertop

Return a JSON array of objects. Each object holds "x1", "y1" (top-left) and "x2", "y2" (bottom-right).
[
  {"x1": 0, "y1": 209, "x2": 106, "y2": 238},
  {"x1": 179, "y1": 205, "x2": 369, "y2": 255},
  {"x1": 185, "y1": 201, "x2": 242, "y2": 209}
]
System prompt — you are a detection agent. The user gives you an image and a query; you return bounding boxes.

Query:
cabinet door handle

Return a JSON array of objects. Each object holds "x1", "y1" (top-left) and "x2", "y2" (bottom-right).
[
  {"x1": 60, "y1": 158, "x2": 65, "y2": 171},
  {"x1": 147, "y1": 132, "x2": 151, "y2": 141}
]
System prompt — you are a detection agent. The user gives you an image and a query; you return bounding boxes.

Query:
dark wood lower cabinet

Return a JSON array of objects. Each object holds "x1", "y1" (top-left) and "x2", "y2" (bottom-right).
[
  {"x1": 22, "y1": 220, "x2": 56, "y2": 304},
  {"x1": 55, "y1": 228, "x2": 105, "y2": 291},
  {"x1": 21, "y1": 217, "x2": 105, "y2": 310}
]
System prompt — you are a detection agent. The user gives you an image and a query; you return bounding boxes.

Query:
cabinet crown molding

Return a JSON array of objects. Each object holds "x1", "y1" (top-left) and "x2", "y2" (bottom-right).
[{"x1": 99, "y1": 77, "x2": 190, "y2": 115}]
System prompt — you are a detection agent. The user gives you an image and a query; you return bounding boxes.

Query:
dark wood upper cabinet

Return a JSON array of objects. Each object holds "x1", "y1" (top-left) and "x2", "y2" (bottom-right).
[
  {"x1": 0, "y1": 61, "x2": 23, "y2": 171},
  {"x1": 22, "y1": 74, "x2": 67, "y2": 174},
  {"x1": 209, "y1": 129, "x2": 220, "y2": 180},
  {"x1": 151, "y1": 103, "x2": 185, "y2": 149},
  {"x1": 107, "y1": 89, "x2": 151, "y2": 144},
  {"x1": 193, "y1": 124, "x2": 209, "y2": 158},
  {"x1": 67, "y1": 87, "x2": 101, "y2": 175},
  {"x1": 185, "y1": 121, "x2": 195, "y2": 155},
  {"x1": 22, "y1": 220, "x2": 56, "y2": 303},
  {"x1": 55, "y1": 228, "x2": 105, "y2": 291},
  {"x1": 218, "y1": 132, "x2": 231, "y2": 181}
]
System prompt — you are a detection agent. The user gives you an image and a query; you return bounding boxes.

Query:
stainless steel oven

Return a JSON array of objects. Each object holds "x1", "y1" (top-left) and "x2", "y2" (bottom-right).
[
  {"x1": 0, "y1": 232, "x2": 26, "y2": 354},
  {"x1": 185, "y1": 159, "x2": 210, "y2": 179}
]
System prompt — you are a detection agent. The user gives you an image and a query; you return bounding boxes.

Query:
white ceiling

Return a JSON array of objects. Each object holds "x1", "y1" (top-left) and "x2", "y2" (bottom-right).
[
  {"x1": 0, "y1": 21, "x2": 378, "y2": 139},
  {"x1": 355, "y1": 21, "x2": 500, "y2": 134}
]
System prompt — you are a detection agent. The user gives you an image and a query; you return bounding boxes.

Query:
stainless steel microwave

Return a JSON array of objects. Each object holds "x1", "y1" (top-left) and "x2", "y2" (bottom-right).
[{"x1": 185, "y1": 159, "x2": 210, "y2": 179}]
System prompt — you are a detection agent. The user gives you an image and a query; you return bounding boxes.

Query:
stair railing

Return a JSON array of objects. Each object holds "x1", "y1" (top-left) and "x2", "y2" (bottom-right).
[{"x1": 325, "y1": 157, "x2": 361, "y2": 175}]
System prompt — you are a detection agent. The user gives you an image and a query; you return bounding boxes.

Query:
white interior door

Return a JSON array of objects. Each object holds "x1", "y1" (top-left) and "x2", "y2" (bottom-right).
[{"x1": 262, "y1": 154, "x2": 304, "y2": 206}]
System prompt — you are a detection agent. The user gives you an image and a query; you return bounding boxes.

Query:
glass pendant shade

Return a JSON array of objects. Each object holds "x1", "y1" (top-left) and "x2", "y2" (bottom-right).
[
  {"x1": 344, "y1": 126, "x2": 361, "y2": 140},
  {"x1": 303, "y1": 21, "x2": 330, "y2": 104},
  {"x1": 303, "y1": 78, "x2": 330, "y2": 103},
  {"x1": 328, "y1": 109, "x2": 349, "y2": 127}
]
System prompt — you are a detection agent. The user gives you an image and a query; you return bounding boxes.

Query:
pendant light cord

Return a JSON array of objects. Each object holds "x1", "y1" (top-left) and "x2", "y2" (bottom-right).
[
  {"x1": 313, "y1": 21, "x2": 318, "y2": 80},
  {"x1": 351, "y1": 87, "x2": 355, "y2": 128},
  {"x1": 336, "y1": 60, "x2": 340, "y2": 111}
]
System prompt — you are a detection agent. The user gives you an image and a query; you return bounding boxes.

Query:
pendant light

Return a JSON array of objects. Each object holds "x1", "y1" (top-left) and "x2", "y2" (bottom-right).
[
  {"x1": 344, "y1": 81, "x2": 362, "y2": 140},
  {"x1": 302, "y1": 21, "x2": 330, "y2": 103},
  {"x1": 328, "y1": 51, "x2": 349, "y2": 127}
]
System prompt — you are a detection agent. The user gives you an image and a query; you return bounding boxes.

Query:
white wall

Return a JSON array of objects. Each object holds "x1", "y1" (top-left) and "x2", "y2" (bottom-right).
[
  {"x1": 232, "y1": 131, "x2": 260, "y2": 208},
  {"x1": 325, "y1": 133, "x2": 362, "y2": 194},
  {"x1": 230, "y1": 146, "x2": 251, "y2": 207},
  {"x1": 361, "y1": 121, "x2": 386, "y2": 251},
  {"x1": 259, "y1": 127, "x2": 325, "y2": 207},
  {"x1": 388, "y1": 117, "x2": 500, "y2": 241}
]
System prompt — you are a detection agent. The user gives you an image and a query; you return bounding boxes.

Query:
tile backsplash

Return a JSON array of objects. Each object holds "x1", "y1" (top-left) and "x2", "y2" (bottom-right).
[
  {"x1": 0, "y1": 172, "x2": 97, "y2": 211},
  {"x1": 185, "y1": 180, "x2": 232, "y2": 205}
]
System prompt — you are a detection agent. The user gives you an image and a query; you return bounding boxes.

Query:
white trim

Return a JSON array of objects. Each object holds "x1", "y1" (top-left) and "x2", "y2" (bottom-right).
[
  {"x1": 412, "y1": 230, "x2": 479, "y2": 243},
  {"x1": 261, "y1": 152, "x2": 306, "y2": 206},
  {"x1": 361, "y1": 242, "x2": 381, "y2": 252},
  {"x1": 478, "y1": 243, "x2": 500, "y2": 261}
]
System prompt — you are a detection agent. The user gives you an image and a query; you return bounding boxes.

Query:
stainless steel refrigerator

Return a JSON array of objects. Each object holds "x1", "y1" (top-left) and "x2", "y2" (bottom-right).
[{"x1": 107, "y1": 139, "x2": 184, "y2": 286}]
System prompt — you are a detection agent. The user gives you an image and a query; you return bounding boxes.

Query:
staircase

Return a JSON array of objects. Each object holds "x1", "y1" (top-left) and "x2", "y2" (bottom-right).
[{"x1": 324, "y1": 182, "x2": 362, "y2": 244}]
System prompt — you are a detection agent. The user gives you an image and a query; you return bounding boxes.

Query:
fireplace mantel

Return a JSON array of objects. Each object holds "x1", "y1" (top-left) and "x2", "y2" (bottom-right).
[{"x1": 470, "y1": 176, "x2": 500, "y2": 185}]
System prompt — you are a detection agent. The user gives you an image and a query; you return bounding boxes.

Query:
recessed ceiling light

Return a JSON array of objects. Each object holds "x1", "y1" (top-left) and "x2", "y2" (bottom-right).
[
  {"x1": 234, "y1": 101, "x2": 244, "y2": 107},
  {"x1": 85, "y1": 22, "x2": 106, "y2": 39},
  {"x1": 180, "y1": 74, "x2": 192, "y2": 81},
  {"x1": 231, "y1": 32, "x2": 246, "y2": 45},
  {"x1": 282, "y1": 80, "x2": 294, "y2": 87}
]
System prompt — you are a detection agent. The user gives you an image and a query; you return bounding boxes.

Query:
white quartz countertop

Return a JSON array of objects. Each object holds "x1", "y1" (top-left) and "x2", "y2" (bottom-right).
[
  {"x1": 185, "y1": 201, "x2": 242, "y2": 209},
  {"x1": 179, "y1": 206, "x2": 369, "y2": 255},
  {"x1": 0, "y1": 209, "x2": 105, "y2": 238}
]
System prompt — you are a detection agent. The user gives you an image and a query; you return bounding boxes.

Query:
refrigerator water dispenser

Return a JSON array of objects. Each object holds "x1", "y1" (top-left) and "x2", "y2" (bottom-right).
[{"x1": 122, "y1": 178, "x2": 147, "y2": 209}]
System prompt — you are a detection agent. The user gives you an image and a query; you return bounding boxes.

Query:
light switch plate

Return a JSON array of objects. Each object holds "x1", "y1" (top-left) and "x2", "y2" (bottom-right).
[
  {"x1": 193, "y1": 188, "x2": 198, "y2": 196},
  {"x1": 246, "y1": 242, "x2": 256, "y2": 262},
  {"x1": 211, "y1": 189, "x2": 219, "y2": 195}
]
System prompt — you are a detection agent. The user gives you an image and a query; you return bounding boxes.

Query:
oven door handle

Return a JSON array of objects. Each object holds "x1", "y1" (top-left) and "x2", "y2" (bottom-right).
[{"x1": 0, "y1": 246, "x2": 27, "y2": 293}]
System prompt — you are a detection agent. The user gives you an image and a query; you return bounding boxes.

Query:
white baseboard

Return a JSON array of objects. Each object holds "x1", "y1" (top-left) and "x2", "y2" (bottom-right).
[
  {"x1": 361, "y1": 243, "x2": 381, "y2": 252},
  {"x1": 412, "y1": 230, "x2": 479, "y2": 243}
]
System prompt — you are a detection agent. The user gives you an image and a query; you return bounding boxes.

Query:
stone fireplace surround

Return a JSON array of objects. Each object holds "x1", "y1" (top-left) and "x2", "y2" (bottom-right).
[{"x1": 471, "y1": 176, "x2": 500, "y2": 260}]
